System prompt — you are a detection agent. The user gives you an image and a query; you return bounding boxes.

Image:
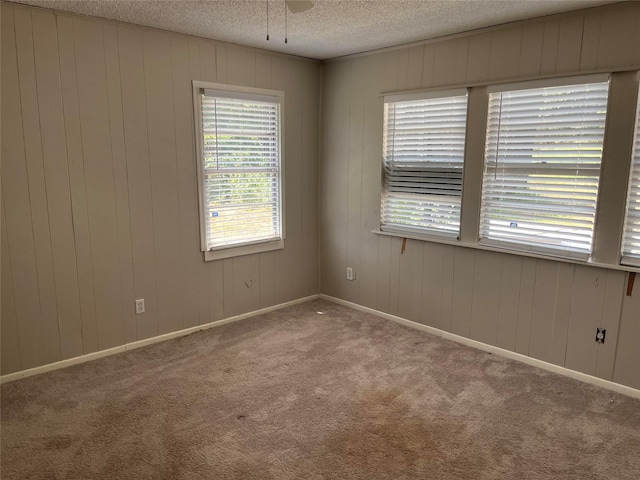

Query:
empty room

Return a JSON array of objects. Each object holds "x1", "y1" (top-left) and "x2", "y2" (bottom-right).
[{"x1": 1, "y1": 0, "x2": 640, "y2": 478}]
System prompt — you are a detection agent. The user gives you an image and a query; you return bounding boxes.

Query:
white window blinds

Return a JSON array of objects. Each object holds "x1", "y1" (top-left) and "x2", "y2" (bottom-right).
[
  {"x1": 198, "y1": 89, "x2": 282, "y2": 251},
  {"x1": 479, "y1": 77, "x2": 610, "y2": 259},
  {"x1": 621, "y1": 84, "x2": 640, "y2": 267},
  {"x1": 382, "y1": 90, "x2": 468, "y2": 237}
]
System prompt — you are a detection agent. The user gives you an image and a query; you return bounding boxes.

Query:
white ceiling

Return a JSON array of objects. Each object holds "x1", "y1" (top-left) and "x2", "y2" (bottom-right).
[{"x1": 16, "y1": 0, "x2": 620, "y2": 60}]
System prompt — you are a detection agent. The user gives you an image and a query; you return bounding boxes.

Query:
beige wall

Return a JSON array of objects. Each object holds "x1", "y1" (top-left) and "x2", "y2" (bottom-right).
[
  {"x1": 319, "y1": 2, "x2": 640, "y2": 389},
  {"x1": 1, "y1": 2, "x2": 320, "y2": 374}
]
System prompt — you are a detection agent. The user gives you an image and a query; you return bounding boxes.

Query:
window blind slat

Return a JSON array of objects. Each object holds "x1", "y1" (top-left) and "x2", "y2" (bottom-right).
[
  {"x1": 479, "y1": 80, "x2": 609, "y2": 256},
  {"x1": 622, "y1": 88, "x2": 640, "y2": 265},
  {"x1": 382, "y1": 93, "x2": 468, "y2": 236},
  {"x1": 200, "y1": 93, "x2": 282, "y2": 250}
]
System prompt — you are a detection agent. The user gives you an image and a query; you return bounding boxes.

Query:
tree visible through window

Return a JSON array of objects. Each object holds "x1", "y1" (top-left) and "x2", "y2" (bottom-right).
[{"x1": 194, "y1": 83, "x2": 284, "y2": 259}]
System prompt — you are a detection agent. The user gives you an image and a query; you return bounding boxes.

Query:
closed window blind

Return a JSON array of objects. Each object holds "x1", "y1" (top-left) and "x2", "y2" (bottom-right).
[
  {"x1": 198, "y1": 90, "x2": 282, "y2": 251},
  {"x1": 382, "y1": 91, "x2": 468, "y2": 237},
  {"x1": 621, "y1": 85, "x2": 640, "y2": 267},
  {"x1": 479, "y1": 78, "x2": 610, "y2": 259}
]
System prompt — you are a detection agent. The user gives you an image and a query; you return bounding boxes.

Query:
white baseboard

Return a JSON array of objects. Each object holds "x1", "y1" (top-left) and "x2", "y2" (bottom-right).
[
  {"x1": 320, "y1": 294, "x2": 640, "y2": 400},
  {"x1": 0, "y1": 294, "x2": 320, "y2": 384}
]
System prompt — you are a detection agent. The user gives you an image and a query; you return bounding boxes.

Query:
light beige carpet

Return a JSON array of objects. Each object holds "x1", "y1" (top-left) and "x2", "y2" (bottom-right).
[{"x1": 1, "y1": 299, "x2": 639, "y2": 479}]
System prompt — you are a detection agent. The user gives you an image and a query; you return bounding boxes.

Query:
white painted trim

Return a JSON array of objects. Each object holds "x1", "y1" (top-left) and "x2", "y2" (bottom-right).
[
  {"x1": 320, "y1": 294, "x2": 640, "y2": 400},
  {"x1": 0, "y1": 295, "x2": 320, "y2": 384}
]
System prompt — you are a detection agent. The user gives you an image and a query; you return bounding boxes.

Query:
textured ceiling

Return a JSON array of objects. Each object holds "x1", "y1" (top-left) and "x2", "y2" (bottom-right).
[{"x1": 16, "y1": 0, "x2": 619, "y2": 60}]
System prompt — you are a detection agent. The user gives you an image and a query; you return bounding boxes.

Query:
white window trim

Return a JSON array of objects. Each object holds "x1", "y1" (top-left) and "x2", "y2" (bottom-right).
[
  {"x1": 192, "y1": 81, "x2": 286, "y2": 261},
  {"x1": 373, "y1": 72, "x2": 640, "y2": 274},
  {"x1": 478, "y1": 76, "x2": 610, "y2": 260},
  {"x1": 380, "y1": 88, "x2": 469, "y2": 240},
  {"x1": 620, "y1": 71, "x2": 640, "y2": 268}
]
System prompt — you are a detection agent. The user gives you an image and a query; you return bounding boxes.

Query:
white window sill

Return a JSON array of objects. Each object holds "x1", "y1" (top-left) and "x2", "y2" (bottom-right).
[
  {"x1": 204, "y1": 238, "x2": 284, "y2": 261},
  {"x1": 372, "y1": 229, "x2": 640, "y2": 274}
]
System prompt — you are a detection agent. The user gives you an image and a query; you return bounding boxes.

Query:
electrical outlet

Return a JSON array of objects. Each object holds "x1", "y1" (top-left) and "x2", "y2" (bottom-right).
[
  {"x1": 595, "y1": 328, "x2": 606, "y2": 344},
  {"x1": 135, "y1": 299, "x2": 145, "y2": 315},
  {"x1": 346, "y1": 267, "x2": 355, "y2": 281}
]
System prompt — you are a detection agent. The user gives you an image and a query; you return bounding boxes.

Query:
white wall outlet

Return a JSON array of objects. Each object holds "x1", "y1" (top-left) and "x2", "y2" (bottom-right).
[
  {"x1": 346, "y1": 267, "x2": 355, "y2": 281},
  {"x1": 135, "y1": 299, "x2": 145, "y2": 315}
]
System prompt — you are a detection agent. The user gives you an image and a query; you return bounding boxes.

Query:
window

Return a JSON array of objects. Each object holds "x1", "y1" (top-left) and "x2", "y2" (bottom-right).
[
  {"x1": 622, "y1": 82, "x2": 640, "y2": 267},
  {"x1": 193, "y1": 82, "x2": 284, "y2": 261},
  {"x1": 479, "y1": 76, "x2": 610, "y2": 259},
  {"x1": 381, "y1": 90, "x2": 468, "y2": 238}
]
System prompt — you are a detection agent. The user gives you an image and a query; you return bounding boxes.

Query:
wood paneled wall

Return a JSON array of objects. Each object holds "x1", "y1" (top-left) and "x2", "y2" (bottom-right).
[
  {"x1": 1, "y1": 2, "x2": 320, "y2": 374},
  {"x1": 320, "y1": 2, "x2": 640, "y2": 389}
]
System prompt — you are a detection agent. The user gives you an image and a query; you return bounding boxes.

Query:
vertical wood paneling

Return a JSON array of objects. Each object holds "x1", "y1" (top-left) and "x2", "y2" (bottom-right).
[
  {"x1": 469, "y1": 251, "x2": 501, "y2": 345},
  {"x1": 103, "y1": 23, "x2": 137, "y2": 344},
  {"x1": 274, "y1": 56, "x2": 304, "y2": 303},
  {"x1": 528, "y1": 261, "x2": 559, "y2": 363},
  {"x1": 489, "y1": 29, "x2": 522, "y2": 80},
  {"x1": 465, "y1": 33, "x2": 491, "y2": 83},
  {"x1": 388, "y1": 237, "x2": 402, "y2": 316},
  {"x1": 73, "y1": 18, "x2": 125, "y2": 350},
  {"x1": 232, "y1": 256, "x2": 254, "y2": 315},
  {"x1": 565, "y1": 266, "x2": 606, "y2": 375},
  {"x1": 453, "y1": 39, "x2": 469, "y2": 86},
  {"x1": 515, "y1": 259, "x2": 536, "y2": 355},
  {"x1": 317, "y1": 0, "x2": 640, "y2": 392},
  {"x1": 31, "y1": 11, "x2": 84, "y2": 359},
  {"x1": 208, "y1": 262, "x2": 224, "y2": 321},
  {"x1": 189, "y1": 39, "x2": 211, "y2": 327},
  {"x1": 439, "y1": 247, "x2": 455, "y2": 333},
  {"x1": 302, "y1": 63, "x2": 320, "y2": 297},
  {"x1": 320, "y1": 62, "x2": 349, "y2": 299},
  {"x1": 142, "y1": 31, "x2": 183, "y2": 335},
  {"x1": 117, "y1": 25, "x2": 159, "y2": 341},
  {"x1": 548, "y1": 263, "x2": 575, "y2": 366},
  {"x1": 2, "y1": 8, "x2": 43, "y2": 369},
  {"x1": 597, "y1": 3, "x2": 637, "y2": 69},
  {"x1": 227, "y1": 47, "x2": 247, "y2": 86},
  {"x1": 407, "y1": 45, "x2": 424, "y2": 90},
  {"x1": 420, "y1": 243, "x2": 445, "y2": 329},
  {"x1": 346, "y1": 58, "x2": 366, "y2": 304},
  {"x1": 613, "y1": 274, "x2": 640, "y2": 389},
  {"x1": 259, "y1": 253, "x2": 275, "y2": 308},
  {"x1": 421, "y1": 43, "x2": 435, "y2": 88},
  {"x1": 199, "y1": 41, "x2": 216, "y2": 82},
  {"x1": 375, "y1": 236, "x2": 392, "y2": 313},
  {"x1": 14, "y1": 9, "x2": 62, "y2": 365},
  {"x1": 56, "y1": 14, "x2": 99, "y2": 355},
  {"x1": 518, "y1": 23, "x2": 544, "y2": 77},
  {"x1": 540, "y1": 19, "x2": 560, "y2": 75},
  {"x1": 216, "y1": 45, "x2": 227, "y2": 83},
  {"x1": 397, "y1": 240, "x2": 423, "y2": 323},
  {"x1": 255, "y1": 51, "x2": 276, "y2": 309},
  {"x1": 171, "y1": 36, "x2": 200, "y2": 330},
  {"x1": 1, "y1": 207, "x2": 22, "y2": 374},
  {"x1": 433, "y1": 41, "x2": 457, "y2": 87},
  {"x1": 555, "y1": 16, "x2": 583, "y2": 73},
  {"x1": 450, "y1": 248, "x2": 475, "y2": 337},
  {"x1": 395, "y1": 47, "x2": 410, "y2": 91},
  {"x1": 595, "y1": 271, "x2": 624, "y2": 380},
  {"x1": 2, "y1": 3, "x2": 321, "y2": 375},
  {"x1": 579, "y1": 12, "x2": 601, "y2": 71},
  {"x1": 495, "y1": 256, "x2": 522, "y2": 351},
  {"x1": 359, "y1": 55, "x2": 385, "y2": 308},
  {"x1": 222, "y1": 258, "x2": 235, "y2": 316}
]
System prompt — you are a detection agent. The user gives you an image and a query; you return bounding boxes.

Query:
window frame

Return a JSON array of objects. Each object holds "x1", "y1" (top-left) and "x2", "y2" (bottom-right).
[
  {"x1": 621, "y1": 73, "x2": 640, "y2": 267},
  {"x1": 478, "y1": 74, "x2": 611, "y2": 261},
  {"x1": 192, "y1": 81, "x2": 286, "y2": 261},
  {"x1": 380, "y1": 88, "x2": 469, "y2": 241}
]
